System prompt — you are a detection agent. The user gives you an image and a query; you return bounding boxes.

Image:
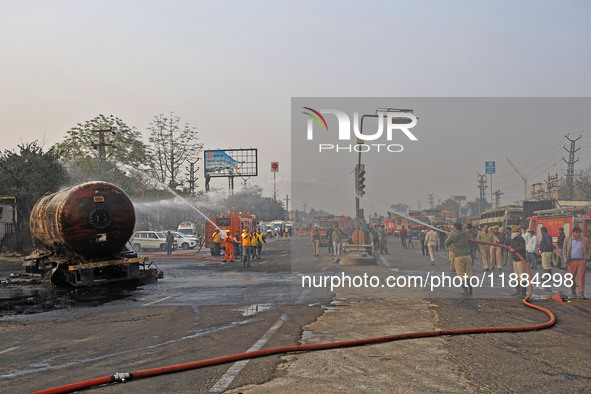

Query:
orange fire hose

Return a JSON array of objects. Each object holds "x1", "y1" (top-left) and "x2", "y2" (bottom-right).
[{"x1": 33, "y1": 239, "x2": 556, "y2": 394}]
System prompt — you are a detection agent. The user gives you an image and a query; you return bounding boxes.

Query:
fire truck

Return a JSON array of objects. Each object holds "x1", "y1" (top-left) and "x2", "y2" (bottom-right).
[
  {"x1": 386, "y1": 213, "x2": 430, "y2": 237},
  {"x1": 312, "y1": 216, "x2": 338, "y2": 246},
  {"x1": 204, "y1": 208, "x2": 258, "y2": 255},
  {"x1": 368, "y1": 213, "x2": 384, "y2": 227},
  {"x1": 334, "y1": 215, "x2": 354, "y2": 237},
  {"x1": 385, "y1": 216, "x2": 403, "y2": 236},
  {"x1": 527, "y1": 206, "x2": 591, "y2": 268}
]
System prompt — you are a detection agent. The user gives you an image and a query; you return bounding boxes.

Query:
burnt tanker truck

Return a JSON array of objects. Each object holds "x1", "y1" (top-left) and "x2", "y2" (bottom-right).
[{"x1": 24, "y1": 181, "x2": 161, "y2": 286}]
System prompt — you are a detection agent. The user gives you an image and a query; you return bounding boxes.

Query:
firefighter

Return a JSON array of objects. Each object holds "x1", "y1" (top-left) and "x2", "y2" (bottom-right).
[
  {"x1": 250, "y1": 229, "x2": 259, "y2": 260},
  {"x1": 242, "y1": 228, "x2": 251, "y2": 267},
  {"x1": 223, "y1": 229, "x2": 234, "y2": 262},
  {"x1": 233, "y1": 230, "x2": 243, "y2": 261},
  {"x1": 212, "y1": 229, "x2": 222, "y2": 257},
  {"x1": 255, "y1": 228, "x2": 266, "y2": 259}
]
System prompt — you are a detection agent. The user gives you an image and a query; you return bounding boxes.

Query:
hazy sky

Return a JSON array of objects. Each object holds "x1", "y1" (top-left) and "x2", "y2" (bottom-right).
[{"x1": 1, "y1": 1, "x2": 589, "y2": 210}]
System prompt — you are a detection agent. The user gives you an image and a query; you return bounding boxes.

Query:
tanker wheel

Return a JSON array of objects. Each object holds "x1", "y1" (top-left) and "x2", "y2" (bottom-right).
[
  {"x1": 133, "y1": 243, "x2": 142, "y2": 252},
  {"x1": 182, "y1": 242, "x2": 190, "y2": 250},
  {"x1": 50, "y1": 264, "x2": 67, "y2": 286}
]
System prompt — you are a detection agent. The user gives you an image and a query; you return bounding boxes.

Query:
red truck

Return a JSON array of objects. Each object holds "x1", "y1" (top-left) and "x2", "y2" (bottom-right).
[
  {"x1": 527, "y1": 206, "x2": 591, "y2": 268},
  {"x1": 312, "y1": 217, "x2": 338, "y2": 246},
  {"x1": 204, "y1": 208, "x2": 258, "y2": 255}
]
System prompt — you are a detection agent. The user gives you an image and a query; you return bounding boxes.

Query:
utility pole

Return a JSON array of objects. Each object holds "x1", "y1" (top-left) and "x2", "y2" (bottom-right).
[
  {"x1": 506, "y1": 157, "x2": 528, "y2": 201},
  {"x1": 285, "y1": 194, "x2": 290, "y2": 221},
  {"x1": 493, "y1": 190, "x2": 503, "y2": 208},
  {"x1": 563, "y1": 134, "x2": 581, "y2": 201},
  {"x1": 92, "y1": 127, "x2": 115, "y2": 163},
  {"x1": 417, "y1": 200, "x2": 422, "y2": 210},
  {"x1": 477, "y1": 173, "x2": 487, "y2": 214},
  {"x1": 186, "y1": 158, "x2": 200, "y2": 196},
  {"x1": 545, "y1": 173, "x2": 560, "y2": 200},
  {"x1": 427, "y1": 193, "x2": 434, "y2": 209}
]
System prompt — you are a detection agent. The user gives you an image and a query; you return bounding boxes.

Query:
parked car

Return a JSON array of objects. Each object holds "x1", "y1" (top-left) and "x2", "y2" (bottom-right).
[
  {"x1": 167, "y1": 231, "x2": 199, "y2": 250},
  {"x1": 131, "y1": 231, "x2": 177, "y2": 252}
]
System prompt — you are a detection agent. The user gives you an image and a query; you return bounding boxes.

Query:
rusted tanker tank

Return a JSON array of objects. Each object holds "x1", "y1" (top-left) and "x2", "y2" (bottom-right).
[
  {"x1": 30, "y1": 181, "x2": 135, "y2": 258},
  {"x1": 25, "y1": 182, "x2": 161, "y2": 286}
]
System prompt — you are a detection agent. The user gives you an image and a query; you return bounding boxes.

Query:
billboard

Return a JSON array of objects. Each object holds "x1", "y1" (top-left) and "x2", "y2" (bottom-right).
[{"x1": 204, "y1": 149, "x2": 258, "y2": 178}]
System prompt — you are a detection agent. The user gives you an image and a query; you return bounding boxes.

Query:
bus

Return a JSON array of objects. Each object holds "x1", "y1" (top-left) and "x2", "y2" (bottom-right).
[{"x1": 479, "y1": 205, "x2": 522, "y2": 229}]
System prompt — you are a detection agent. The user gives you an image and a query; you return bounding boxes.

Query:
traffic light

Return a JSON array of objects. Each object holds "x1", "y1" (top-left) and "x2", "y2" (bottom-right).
[{"x1": 356, "y1": 164, "x2": 366, "y2": 197}]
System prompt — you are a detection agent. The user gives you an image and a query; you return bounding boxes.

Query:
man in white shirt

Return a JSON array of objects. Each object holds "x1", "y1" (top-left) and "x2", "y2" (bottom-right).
[
  {"x1": 526, "y1": 230, "x2": 538, "y2": 269},
  {"x1": 522, "y1": 229, "x2": 532, "y2": 266}
]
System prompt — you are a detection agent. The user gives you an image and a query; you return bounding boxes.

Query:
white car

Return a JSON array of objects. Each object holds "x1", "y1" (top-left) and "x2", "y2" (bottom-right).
[
  {"x1": 131, "y1": 231, "x2": 177, "y2": 252},
  {"x1": 169, "y1": 231, "x2": 199, "y2": 250}
]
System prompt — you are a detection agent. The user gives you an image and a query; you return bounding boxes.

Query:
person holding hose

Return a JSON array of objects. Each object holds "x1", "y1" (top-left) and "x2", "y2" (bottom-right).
[
  {"x1": 509, "y1": 225, "x2": 528, "y2": 297},
  {"x1": 222, "y1": 229, "x2": 234, "y2": 262},
  {"x1": 445, "y1": 222, "x2": 473, "y2": 296}
]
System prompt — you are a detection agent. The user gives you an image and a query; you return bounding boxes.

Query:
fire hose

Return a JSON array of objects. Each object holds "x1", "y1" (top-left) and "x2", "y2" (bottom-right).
[{"x1": 33, "y1": 239, "x2": 556, "y2": 394}]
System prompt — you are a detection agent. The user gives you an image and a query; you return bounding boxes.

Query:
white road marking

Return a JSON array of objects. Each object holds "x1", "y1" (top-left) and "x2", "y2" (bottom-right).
[
  {"x1": 142, "y1": 295, "x2": 172, "y2": 306},
  {"x1": 0, "y1": 346, "x2": 20, "y2": 355},
  {"x1": 210, "y1": 314, "x2": 288, "y2": 392}
]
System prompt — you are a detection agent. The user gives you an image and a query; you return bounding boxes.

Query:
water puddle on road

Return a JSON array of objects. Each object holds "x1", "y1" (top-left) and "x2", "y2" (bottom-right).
[{"x1": 235, "y1": 303, "x2": 273, "y2": 316}]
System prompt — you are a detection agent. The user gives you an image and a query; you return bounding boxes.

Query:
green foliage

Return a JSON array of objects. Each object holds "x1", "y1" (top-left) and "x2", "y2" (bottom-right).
[
  {"x1": 62, "y1": 157, "x2": 149, "y2": 197},
  {"x1": 54, "y1": 114, "x2": 149, "y2": 168},
  {"x1": 0, "y1": 142, "x2": 68, "y2": 250},
  {"x1": 434, "y1": 198, "x2": 460, "y2": 214}
]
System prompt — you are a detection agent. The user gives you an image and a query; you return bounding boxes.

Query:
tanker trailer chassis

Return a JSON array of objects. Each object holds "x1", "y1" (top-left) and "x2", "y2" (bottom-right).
[{"x1": 24, "y1": 251, "x2": 162, "y2": 287}]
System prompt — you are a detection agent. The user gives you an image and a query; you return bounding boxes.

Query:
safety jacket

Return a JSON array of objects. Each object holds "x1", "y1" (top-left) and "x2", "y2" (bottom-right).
[{"x1": 242, "y1": 231, "x2": 251, "y2": 246}]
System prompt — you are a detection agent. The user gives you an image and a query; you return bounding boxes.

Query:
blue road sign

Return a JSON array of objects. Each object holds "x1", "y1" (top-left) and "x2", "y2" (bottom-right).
[{"x1": 485, "y1": 161, "x2": 495, "y2": 174}]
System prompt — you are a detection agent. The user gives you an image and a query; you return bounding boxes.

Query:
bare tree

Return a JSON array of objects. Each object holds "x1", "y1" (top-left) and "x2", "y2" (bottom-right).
[
  {"x1": 148, "y1": 112, "x2": 203, "y2": 189},
  {"x1": 573, "y1": 166, "x2": 591, "y2": 200}
]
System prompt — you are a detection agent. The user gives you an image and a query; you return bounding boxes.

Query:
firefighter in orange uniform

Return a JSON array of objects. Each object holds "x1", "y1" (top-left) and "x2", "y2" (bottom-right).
[{"x1": 223, "y1": 229, "x2": 234, "y2": 262}]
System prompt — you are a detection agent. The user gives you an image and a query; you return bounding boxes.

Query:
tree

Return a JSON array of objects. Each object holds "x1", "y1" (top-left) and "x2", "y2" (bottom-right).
[
  {"x1": 465, "y1": 198, "x2": 491, "y2": 216},
  {"x1": 0, "y1": 142, "x2": 68, "y2": 251},
  {"x1": 148, "y1": 112, "x2": 203, "y2": 189},
  {"x1": 434, "y1": 198, "x2": 460, "y2": 215},
  {"x1": 389, "y1": 203, "x2": 410, "y2": 215},
  {"x1": 54, "y1": 114, "x2": 149, "y2": 168},
  {"x1": 573, "y1": 166, "x2": 591, "y2": 200},
  {"x1": 226, "y1": 186, "x2": 285, "y2": 221},
  {"x1": 63, "y1": 156, "x2": 150, "y2": 197}
]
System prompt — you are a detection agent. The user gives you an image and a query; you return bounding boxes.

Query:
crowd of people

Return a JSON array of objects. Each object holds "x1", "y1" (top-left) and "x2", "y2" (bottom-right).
[
  {"x1": 211, "y1": 227, "x2": 267, "y2": 268},
  {"x1": 443, "y1": 223, "x2": 588, "y2": 298}
]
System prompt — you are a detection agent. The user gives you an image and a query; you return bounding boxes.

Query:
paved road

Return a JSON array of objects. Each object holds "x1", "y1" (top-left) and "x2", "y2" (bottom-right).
[{"x1": 1, "y1": 235, "x2": 590, "y2": 392}]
